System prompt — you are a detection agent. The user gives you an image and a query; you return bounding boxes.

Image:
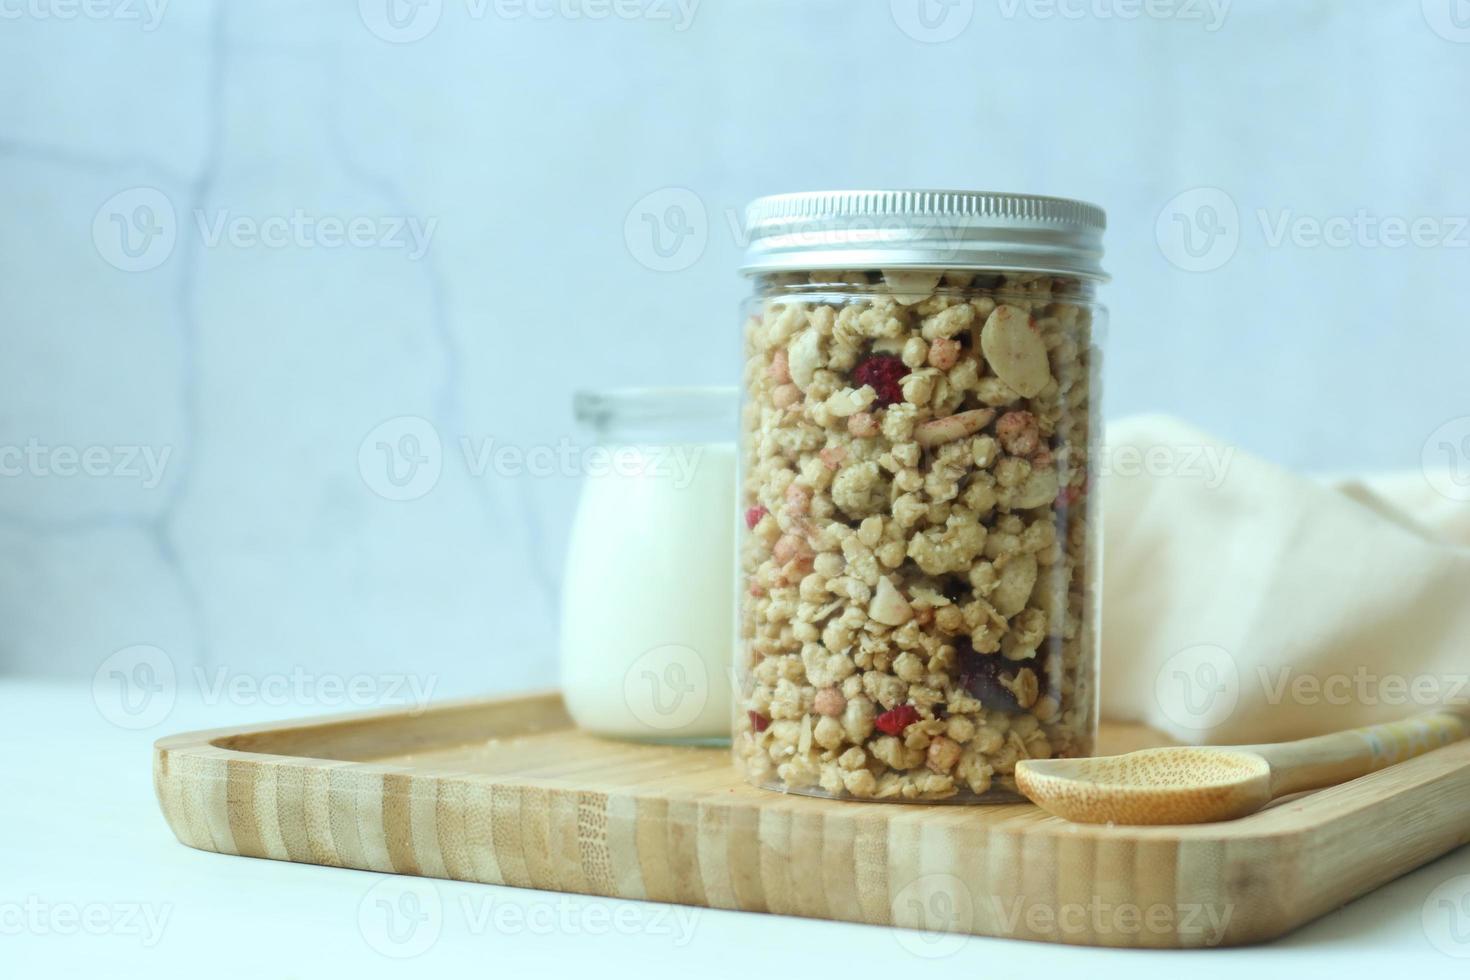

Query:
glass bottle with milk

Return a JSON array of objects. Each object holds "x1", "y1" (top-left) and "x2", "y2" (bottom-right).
[{"x1": 559, "y1": 387, "x2": 737, "y2": 744}]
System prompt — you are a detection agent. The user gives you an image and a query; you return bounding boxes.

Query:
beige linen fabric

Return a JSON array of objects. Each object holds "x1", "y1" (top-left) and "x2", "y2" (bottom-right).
[{"x1": 1101, "y1": 416, "x2": 1470, "y2": 745}]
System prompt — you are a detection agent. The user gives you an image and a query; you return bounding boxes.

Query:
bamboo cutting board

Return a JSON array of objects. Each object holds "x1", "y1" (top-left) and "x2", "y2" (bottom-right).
[{"x1": 153, "y1": 691, "x2": 1470, "y2": 948}]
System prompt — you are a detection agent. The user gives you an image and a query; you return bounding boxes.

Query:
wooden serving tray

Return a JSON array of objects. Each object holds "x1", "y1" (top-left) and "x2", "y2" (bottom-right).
[{"x1": 154, "y1": 691, "x2": 1470, "y2": 948}]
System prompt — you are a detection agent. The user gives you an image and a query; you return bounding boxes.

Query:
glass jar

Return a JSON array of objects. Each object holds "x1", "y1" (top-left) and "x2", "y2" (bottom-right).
[
  {"x1": 560, "y1": 387, "x2": 738, "y2": 744},
  {"x1": 733, "y1": 191, "x2": 1106, "y2": 802}
]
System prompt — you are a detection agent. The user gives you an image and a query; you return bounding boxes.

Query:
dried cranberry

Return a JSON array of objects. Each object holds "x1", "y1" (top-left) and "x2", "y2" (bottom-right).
[
  {"x1": 744, "y1": 506, "x2": 768, "y2": 530},
  {"x1": 874, "y1": 704, "x2": 920, "y2": 736},
  {"x1": 852, "y1": 354, "x2": 908, "y2": 407},
  {"x1": 747, "y1": 711, "x2": 770, "y2": 733}
]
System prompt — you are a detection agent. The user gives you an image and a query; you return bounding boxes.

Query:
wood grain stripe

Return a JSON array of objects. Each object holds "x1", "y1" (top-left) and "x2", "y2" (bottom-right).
[
  {"x1": 435, "y1": 778, "x2": 472, "y2": 881},
  {"x1": 325, "y1": 767, "x2": 368, "y2": 870},
  {"x1": 273, "y1": 763, "x2": 312, "y2": 865},
  {"x1": 250, "y1": 764, "x2": 287, "y2": 861},
  {"x1": 576, "y1": 792, "x2": 614, "y2": 897},
  {"x1": 756, "y1": 805, "x2": 794, "y2": 915},
  {"x1": 382, "y1": 773, "x2": 420, "y2": 876},
  {"x1": 853, "y1": 815, "x2": 889, "y2": 925},
  {"x1": 192, "y1": 756, "x2": 237, "y2": 856},
  {"x1": 819, "y1": 811, "x2": 860, "y2": 924},
  {"x1": 604, "y1": 792, "x2": 646, "y2": 899},
  {"x1": 490, "y1": 783, "x2": 530, "y2": 888},
  {"x1": 352, "y1": 771, "x2": 393, "y2": 873},
  {"x1": 788, "y1": 808, "x2": 832, "y2": 921},
  {"x1": 664, "y1": 799, "x2": 707, "y2": 908},
  {"x1": 723, "y1": 801, "x2": 766, "y2": 913},
  {"x1": 692, "y1": 798, "x2": 735, "y2": 909},
  {"x1": 302, "y1": 764, "x2": 342, "y2": 867},
  {"x1": 407, "y1": 775, "x2": 446, "y2": 879},
  {"x1": 633, "y1": 797, "x2": 674, "y2": 902},
  {"x1": 225, "y1": 759, "x2": 263, "y2": 859}
]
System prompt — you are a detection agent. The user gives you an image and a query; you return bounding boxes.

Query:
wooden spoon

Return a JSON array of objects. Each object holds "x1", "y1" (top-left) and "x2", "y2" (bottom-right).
[{"x1": 1015, "y1": 709, "x2": 1470, "y2": 825}]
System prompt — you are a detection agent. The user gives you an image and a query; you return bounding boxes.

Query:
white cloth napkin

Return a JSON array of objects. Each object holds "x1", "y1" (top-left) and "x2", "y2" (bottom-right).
[{"x1": 1100, "y1": 416, "x2": 1470, "y2": 745}]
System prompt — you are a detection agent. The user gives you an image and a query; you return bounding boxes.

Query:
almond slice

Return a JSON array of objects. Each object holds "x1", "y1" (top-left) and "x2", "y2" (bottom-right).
[
  {"x1": 980, "y1": 305, "x2": 1053, "y2": 397},
  {"x1": 914, "y1": 408, "x2": 997, "y2": 448},
  {"x1": 787, "y1": 328, "x2": 822, "y2": 391},
  {"x1": 868, "y1": 576, "x2": 915, "y2": 626},
  {"x1": 881, "y1": 269, "x2": 942, "y2": 305}
]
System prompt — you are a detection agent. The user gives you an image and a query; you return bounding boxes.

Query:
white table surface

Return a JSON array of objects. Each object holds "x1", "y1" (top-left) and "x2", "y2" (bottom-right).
[{"x1": 5, "y1": 676, "x2": 1469, "y2": 978}]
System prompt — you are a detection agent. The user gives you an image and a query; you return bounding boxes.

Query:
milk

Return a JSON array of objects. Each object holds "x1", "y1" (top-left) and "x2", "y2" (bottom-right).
[{"x1": 559, "y1": 441, "x2": 735, "y2": 742}]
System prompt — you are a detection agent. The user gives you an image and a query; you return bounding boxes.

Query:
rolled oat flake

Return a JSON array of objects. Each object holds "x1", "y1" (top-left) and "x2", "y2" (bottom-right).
[{"x1": 734, "y1": 189, "x2": 1107, "y2": 803}]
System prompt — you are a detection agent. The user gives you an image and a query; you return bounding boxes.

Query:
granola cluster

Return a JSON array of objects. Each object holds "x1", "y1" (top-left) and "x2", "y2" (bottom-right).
[{"x1": 735, "y1": 268, "x2": 1099, "y2": 802}]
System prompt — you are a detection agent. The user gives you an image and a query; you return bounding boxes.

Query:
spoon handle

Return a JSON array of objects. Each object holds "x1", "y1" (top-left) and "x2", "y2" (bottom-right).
[{"x1": 1253, "y1": 709, "x2": 1470, "y2": 798}]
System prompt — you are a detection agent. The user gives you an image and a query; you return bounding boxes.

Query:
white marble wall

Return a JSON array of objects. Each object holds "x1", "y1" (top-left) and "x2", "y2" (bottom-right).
[{"x1": 3, "y1": 0, "x2": 1469, "y2": 690}]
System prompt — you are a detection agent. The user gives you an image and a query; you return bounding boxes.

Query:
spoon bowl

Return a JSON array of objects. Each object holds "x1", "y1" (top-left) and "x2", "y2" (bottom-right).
[
  {"x1": 1017, "y1": 748, "x2": 1272, "y2": 825},
  {"x1": 1015, "y1": 710, "x2": 1470, "y2": 826}
]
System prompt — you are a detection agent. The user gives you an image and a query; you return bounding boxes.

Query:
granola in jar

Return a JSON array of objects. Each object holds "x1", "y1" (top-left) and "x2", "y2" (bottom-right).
[{"x1": 734, "y1": 192, "x2": 1106, "y2": 802}]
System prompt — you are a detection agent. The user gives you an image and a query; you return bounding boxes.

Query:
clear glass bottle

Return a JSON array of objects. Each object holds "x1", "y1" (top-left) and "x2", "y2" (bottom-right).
[
  {"x1": 560, "y1": 387, "x2": 738, "y2": 744},
  {"x1": 732, "y1": 191, "x2": 1106, "y2": 802}
]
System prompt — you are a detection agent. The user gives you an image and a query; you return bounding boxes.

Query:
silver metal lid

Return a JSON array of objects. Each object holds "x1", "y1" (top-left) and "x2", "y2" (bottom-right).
[{"x1": 740, "y1": 189, "x2": 1107, "y2": 280}]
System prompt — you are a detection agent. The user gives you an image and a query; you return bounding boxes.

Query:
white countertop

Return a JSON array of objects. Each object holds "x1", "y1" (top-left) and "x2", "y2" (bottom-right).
[{"x1": 5, "y1": 677, "x2": 1469, "y2": 978}]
